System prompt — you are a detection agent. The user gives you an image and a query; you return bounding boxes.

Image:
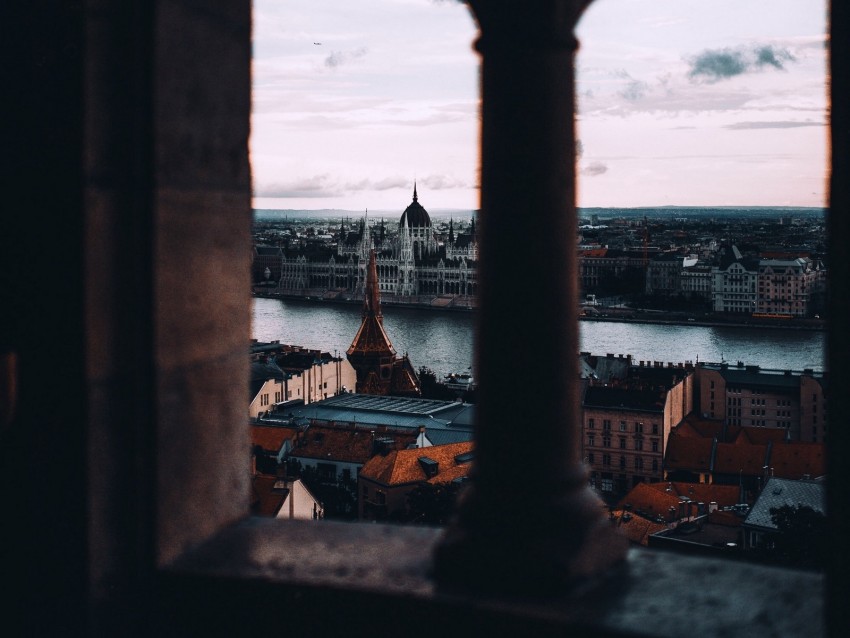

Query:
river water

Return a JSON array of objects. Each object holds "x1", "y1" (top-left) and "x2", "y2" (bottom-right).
[{"x1": 252, "y1": 297, "x2": 825, "y2": 378}]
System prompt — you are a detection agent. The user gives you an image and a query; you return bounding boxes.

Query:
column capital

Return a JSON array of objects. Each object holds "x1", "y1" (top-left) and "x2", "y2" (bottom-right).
[{"x1": 466, "y1": 0, "x2": 594, "y2": 53}]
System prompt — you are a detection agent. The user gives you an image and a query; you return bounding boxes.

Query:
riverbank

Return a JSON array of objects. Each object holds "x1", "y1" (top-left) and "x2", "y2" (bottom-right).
[
  {"x1": 579, "y1": 306, "x2": 825, "y2": 332},
  {"x1": 252, "y1": 289, "x2": 825, "y2": 331},
  {"x1": 252, "y1": 288, "x2": 476, "y2": 313}
]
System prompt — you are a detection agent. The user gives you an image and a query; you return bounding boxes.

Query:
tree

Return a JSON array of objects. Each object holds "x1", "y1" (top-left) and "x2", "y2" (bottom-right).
[{"x1": 768, "y1": 504, "x2": 827, "y2": 570}]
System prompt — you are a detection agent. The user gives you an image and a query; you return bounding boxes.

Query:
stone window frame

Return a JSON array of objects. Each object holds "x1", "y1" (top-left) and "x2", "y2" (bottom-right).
[{"x1": 12, "y1": 1, "x2": 842, "y2": 635}]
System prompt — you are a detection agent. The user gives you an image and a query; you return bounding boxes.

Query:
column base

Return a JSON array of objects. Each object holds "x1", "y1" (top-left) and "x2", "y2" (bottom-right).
[{"x1": 433, "y1": 482, "x2": 629, "y2": 595}]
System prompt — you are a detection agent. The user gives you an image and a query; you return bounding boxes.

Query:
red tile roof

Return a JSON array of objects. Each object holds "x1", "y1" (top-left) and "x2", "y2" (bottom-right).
[
  {"x1": 648, "y1": 481, "x2": 740, "y2": 508},
  {"x1": 713, "y1": 442, "x2": 769, "y2": 475},
  {"x1": 617, "y1": 482, "x2": 681, "y2": 520},
  {"x1": 250, "y1": 474, "x2": 287, "y2": 517},
  {"x1": 289, "y1": 424, "x2": 418, "y2": 465},
  {"x1": 360, "y1": 441, "x2": 474, "y2": 487},
  {"x1": 735, "y1": 427, "x2": 788, "y2": 446},
  {"x1": 665, "y1": 434, "x2": 714, "y2": 471},
  {"x1": 769, "y1": 442, "x2": 826, "y2": 479},
  {"x1": 610, "y1": 510, "x2": 668, "y2": 546},
  {"x1": 251, "y1": 424, "x2": 298, "y2": 454},
  {"x1": 676, "y1": 415, "x2": 726, "y2": 439}
]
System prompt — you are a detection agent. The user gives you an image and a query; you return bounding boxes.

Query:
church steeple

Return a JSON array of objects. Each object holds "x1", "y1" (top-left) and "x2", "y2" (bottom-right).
[
  {"x1": 346, "y1": 250, "x2": 419, "y2": 397},
  {"x1": 413, "y1": 181, "x2": 418, "y2": 203}
]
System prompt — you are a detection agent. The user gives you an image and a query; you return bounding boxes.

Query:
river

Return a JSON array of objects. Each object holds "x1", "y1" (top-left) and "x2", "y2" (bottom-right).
[{"x1": 252, "y1": 297, "x2": 825, "y2": 378}]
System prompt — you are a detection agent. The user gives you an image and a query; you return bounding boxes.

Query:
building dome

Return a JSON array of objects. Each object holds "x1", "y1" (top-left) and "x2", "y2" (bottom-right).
[{"x1": 399, "y1": 184, "x2": 431, "y2": 229}]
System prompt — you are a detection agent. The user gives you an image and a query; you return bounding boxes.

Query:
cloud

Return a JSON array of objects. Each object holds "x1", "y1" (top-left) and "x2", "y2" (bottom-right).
[
  {"x1": 724, "y1": 120, "x2": 825, "y2": 130},
  {"x1": 619, "y1": 79, "x2": 649, "y2": 101},
  {"x1": 255, "y1": 174, "x2": 470, "y2": 199},
  {"x1": 581, "y1": 162, "x2": 608, "y2": 177},
  {"x1": 324, "y1": 47, "x2": 368, "y2": 69},
  {"x1": 255, "y1": 175, "x2": 343, "y2": 198},
  {"x1": 419, "y1": 174, "x2": 469, "y2": 190},
  {"x1": 687, "y1": 45, "x2": 796, "y2": 83}
]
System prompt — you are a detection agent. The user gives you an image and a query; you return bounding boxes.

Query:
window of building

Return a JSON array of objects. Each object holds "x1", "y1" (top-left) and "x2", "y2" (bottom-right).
[{"x1": 619, "y1": 437, "x2": 626, "y2": 449}]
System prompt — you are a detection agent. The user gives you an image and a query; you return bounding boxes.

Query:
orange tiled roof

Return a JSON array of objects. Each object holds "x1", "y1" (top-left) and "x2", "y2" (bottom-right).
[
  {"x1": 665, "y1": 434, "x2": 715, "y2": 471},
  {"x1": 654, "y1": 481, "x2": 740, "y2": 508},
  {"x1": 736, "y1": 427, "x2": 788, "y2": 446},
  {"x1": 360, "y1": 441, "x2": 474, "y2": 487},
  {"x1": 251, "y1": 424, "x2": 298, "y2": 453},
  {"x1": 674, "y1": 416, "x2": 727, "y2": 439},
  {"x1": 769, "y1": 442, "x2": 826, "y2": 479},
  {"x1": 610, "y1": 510, "x2": 668, "y2": 546},
  {"x1": 579, "y1": 248, "x2": 608, "y2": 258},
  {"x1": 713, "y1": 442, "x2": 768, "y2": 475},
  {"x1": 617, "y1": 482, "x2": 681, "y2": 519},
  {"x1": 290, "y1": 424, "x2": 418, "y2": 465},
  {"x1": 250, "y1": 474, "x2": 287, "y2": 517}
]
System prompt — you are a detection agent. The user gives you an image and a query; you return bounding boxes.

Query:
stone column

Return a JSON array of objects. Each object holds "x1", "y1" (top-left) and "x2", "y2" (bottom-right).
[{"x1": 434, "y1": 0, "x2": 627, "y2": 592}]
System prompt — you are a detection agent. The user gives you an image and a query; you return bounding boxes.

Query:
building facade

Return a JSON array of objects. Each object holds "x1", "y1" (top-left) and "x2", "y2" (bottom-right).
[
  {"x1": 695, "y1": 363, "x2": 827, "y2": 442},
  {"x1": 275, "y1": 185, "x2": 478, "y2": 298},
  {"x1": 582, "y1": 361, "x2": 694, "y2": 496}
]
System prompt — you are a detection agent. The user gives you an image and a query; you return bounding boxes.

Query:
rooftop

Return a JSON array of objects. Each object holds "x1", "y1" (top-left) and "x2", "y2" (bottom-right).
[{"x1": 743, "y1": 477, "x2": 826, "y2": 532}]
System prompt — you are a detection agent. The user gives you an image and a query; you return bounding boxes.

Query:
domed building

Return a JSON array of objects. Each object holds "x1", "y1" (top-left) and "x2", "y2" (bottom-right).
[
  {"x1": 276, "y1": 184, "x2": 478, "y2": 300},
  {"x1": 399, "y1": 183, "x2": 438, "y2": 259}
]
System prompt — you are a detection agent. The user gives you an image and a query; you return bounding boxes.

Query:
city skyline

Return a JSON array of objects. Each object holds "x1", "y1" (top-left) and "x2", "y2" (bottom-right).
[{"x1": 252, "y1": 0, "x2": 828, "y2": 211}]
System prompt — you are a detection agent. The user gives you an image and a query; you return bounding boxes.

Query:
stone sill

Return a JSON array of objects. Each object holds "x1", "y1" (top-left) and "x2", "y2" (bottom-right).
[{"x1": 160, "y1": 517, "x2": 822, "y2": 637}]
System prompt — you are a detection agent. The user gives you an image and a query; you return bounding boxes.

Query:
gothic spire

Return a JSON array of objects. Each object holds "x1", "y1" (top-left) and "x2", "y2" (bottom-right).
[
  {"x1": 413, "y1": 181, "x2": 418, "y2": 203},
  {"x1": 365, "y1": 249, "x2": 381, "y2": 319}
]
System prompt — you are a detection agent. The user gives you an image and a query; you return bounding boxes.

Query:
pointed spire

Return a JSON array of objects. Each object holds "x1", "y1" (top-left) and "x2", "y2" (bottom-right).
[
  {"x1": 365, "y1": 249, "x2": 382, "y2": 320},
  {"x1": 449, "y1": 218, "x2": 455, "y2": 243},
  {"x1": 413, "y1": 181, "x2": 418, "y2": 203}
]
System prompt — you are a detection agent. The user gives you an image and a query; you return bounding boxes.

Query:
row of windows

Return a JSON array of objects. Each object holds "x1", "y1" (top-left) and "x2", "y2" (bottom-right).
[
  {"x1": 587, "y1": 418, "x2": 658, "y2": 434},
  {"x1": 587, "y1": 454, "x2": 659, "y2": 473},
  {"x1": 587, "y1": 435, "x2": 660, "y2": 451}
]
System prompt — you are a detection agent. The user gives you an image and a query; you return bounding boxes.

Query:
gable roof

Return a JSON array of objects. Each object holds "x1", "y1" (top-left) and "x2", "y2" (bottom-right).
[
  {"x1": 360, "y1": 441, "x2": 474, "y2": 487},
  {"x1": 250, "y1": 475, "x2": 288, "y2": 517}
]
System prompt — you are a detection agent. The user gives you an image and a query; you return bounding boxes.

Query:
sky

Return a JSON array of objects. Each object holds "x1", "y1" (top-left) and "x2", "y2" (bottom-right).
[{"x1": 251, "y1": 0, "x2": 828, "y2": 211}]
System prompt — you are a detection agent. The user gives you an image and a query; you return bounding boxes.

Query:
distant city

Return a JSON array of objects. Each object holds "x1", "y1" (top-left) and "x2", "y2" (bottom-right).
[
  {"x1": 252, "y1": 187, "x2": 827, "y2": 322},
  {"x1": 248, "y1": 192, "x2": 827, "y2": 571}
]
